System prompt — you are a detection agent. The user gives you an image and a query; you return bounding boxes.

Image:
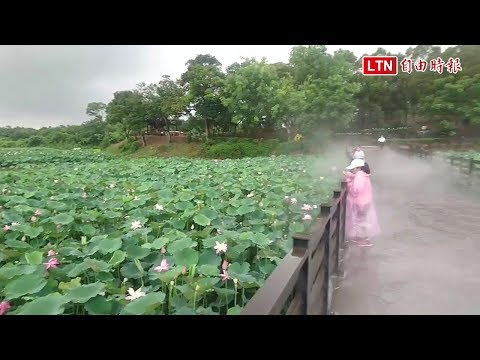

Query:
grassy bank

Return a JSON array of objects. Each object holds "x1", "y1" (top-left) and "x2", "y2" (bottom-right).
[{"x1": 107, "y1": 137, "x2": 325, "y2": 159}]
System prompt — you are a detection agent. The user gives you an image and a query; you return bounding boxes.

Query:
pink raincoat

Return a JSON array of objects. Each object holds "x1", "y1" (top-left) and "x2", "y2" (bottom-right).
[{"x1": 344, "y1": 170, "x2": 380, "y2": 240}]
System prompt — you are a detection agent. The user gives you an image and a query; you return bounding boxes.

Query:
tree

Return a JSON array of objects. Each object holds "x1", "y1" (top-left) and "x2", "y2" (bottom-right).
[
  {"x1": 180, "y1": 54, "x2": 229, "y2": 139},
  {"x1": 106, "y1": 90, "x2": 148, "y2": 145},
  {"x1": 222, "y1": 59, "x2": 282, "y2": 134},
  {"x1": 288, "y1": 45, "x2": 361, "y2": 131},
  {"x1": 289, "y1": 45, "x2": 331, "y2": 84},
  {"x1": 86, "y1": 102, "x2": 107, "y2": 121},
  {"x1": 422, "y1": 74, "x2": 480, "y2": 126},
  {"x1": 272, "y1": 75, "x2": 307, "y2": 138},
  {"x1": 86, "y1": 102, "x2": 108, "y2": 145},
  {"x1": 137, "y1": 76, "x2": 189, "y2": 142}
]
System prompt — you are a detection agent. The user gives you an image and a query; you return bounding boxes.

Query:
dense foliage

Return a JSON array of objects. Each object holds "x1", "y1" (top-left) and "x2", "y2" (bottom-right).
[{"x1": 0, "y1": 150, "x2": 340, "y2": 315}]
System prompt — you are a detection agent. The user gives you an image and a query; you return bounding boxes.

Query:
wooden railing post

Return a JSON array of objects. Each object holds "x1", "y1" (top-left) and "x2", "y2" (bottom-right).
[
  {"x1": 469, "y1": 157, "x2": 474, "y2": 174},
  {"x1": 332, "y1": 190, "x2": 342, "y2": 277},
  {"x1": 340, "y1": 181, "x2": 347, "y2": 250},
  {"x1": 292, "y1": 234, "x2": 310, "y2": 315},
  {"x1": 333, "y1": 186, "x2": 347, "y2": 279},
  {"x1": 320, "y1": 204, "x2": 332, "y2": 314}
]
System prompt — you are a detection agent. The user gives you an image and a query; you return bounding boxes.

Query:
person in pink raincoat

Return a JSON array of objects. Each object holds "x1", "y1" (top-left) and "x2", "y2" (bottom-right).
[{"x1": 343, "y1": 158, "x2": 380, "y2": 247}]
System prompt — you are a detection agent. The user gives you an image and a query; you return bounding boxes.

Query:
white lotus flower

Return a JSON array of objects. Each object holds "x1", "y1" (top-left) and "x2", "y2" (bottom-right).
[
  {"x1": 131, "y1": 220, "x2": 143, "y2": 230},
  {"x1": 154, "y1": 204, "x2": 164, "y2": 211},
  {"x1": 125, "y1": 287, "x2": 146, "y2": 301},
  {"x1": 214, "y1": 241, "x2": 228, "y2": 255},
  {"x1": 191, "y1": 224, "x2": 195, "y2": 230},
  {"x1": 319, "y1": 176, "x2": 325, "y2": 180},
  {"x1": 247, "y1": 192, "x2": 254, "y2": 198},
  {"x1": 133, "y1": 196, "x2": 139, "y2": 201},
  {"x1": 110, "y1": 184, "x2": 115, "y2": 188},
  {"x1": 290, "y1": 198, "x2": 297, "y2": 205},
  {"x1": 11, "y1": 222, "x2": 20, "y2": 227},
  {"x1": 53, "y1": 179, "x2": 59, "y2": 184},
  {"x1": 301, "y1": 204, "x2": 314, "y2": 211}
]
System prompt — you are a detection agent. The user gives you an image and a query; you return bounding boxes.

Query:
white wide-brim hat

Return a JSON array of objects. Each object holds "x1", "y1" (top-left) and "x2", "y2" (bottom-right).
[{"x1": 346, "y1": 158, "x2": 365, "y2": 170}]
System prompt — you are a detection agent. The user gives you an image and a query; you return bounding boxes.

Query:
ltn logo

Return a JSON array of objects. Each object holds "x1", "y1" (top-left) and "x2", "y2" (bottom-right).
[{"x1": 362, "y1": 56, "x2": 398, "y2": 76}]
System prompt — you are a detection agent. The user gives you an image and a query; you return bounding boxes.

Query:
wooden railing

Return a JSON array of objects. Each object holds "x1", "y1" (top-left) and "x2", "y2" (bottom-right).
[
  {"x1": 241, "y1": 182, "x2": 348, "y2": 315},
  {"x1": 442, "y1": 155, "x2": 480, "y2": 188},
  {"x1": 389, "y1": 142, "x2": 433, "y2": 159},
  {"x1": 446, "y1": 155, "x2": 480, "y2": 175},
  {"x1": 391, "y1": 141, "x2": 480, "y2": 186}
]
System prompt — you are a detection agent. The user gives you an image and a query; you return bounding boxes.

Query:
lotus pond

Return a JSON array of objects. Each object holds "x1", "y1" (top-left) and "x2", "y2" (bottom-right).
[{"x1": 0, "y1": 150, "x2": 340, "y2": 315}]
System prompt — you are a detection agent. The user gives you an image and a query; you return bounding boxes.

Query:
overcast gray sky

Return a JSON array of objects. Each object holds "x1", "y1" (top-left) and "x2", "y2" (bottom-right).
[{"x1": 0, "y1": 45, "x2": 455, "y2": 129}]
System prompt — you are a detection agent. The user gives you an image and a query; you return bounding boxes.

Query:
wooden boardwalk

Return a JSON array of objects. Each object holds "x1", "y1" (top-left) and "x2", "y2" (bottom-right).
[{"x1": 332, "y1": 147, "x2": 480, "y2": 315}]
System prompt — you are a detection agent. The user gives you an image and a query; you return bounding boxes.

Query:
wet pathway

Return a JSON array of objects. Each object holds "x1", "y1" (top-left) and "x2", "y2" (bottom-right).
[{"x1": 332, "y1": 147, "x2": 480, "y2": 315}]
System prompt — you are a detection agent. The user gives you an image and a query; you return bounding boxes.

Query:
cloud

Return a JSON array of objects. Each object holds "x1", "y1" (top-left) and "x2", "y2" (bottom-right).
[{"x1": 0, "y1": 45, "x2": 155, "y2": 128}]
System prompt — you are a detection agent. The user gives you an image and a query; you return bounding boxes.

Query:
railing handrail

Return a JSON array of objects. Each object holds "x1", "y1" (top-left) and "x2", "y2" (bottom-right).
[
  {"x1": 241, "y1": 181, "x2": 348, "y2": 315},
  {"x1": 447, "y1": 155, "x2": 480, "y2": 165},
  {"x1": 241, "y1": 251, "x2": 308, "y2": 315}
]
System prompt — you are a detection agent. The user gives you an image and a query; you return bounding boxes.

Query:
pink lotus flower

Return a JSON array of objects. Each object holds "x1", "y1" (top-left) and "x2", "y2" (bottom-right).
[
  {"x1": 44, "y1": 257, "x2": 60, "y2": 270},
  {"x1": 31, "y1": 215, "x2": 38, "y2": 222},
  {"x1": 220, "y1": 269, "x2": 230, "y2": 282},
  {"x1": 34, "y1": 209, "x2": 42, "y2": 216},
  {"x1": 301, "y1": 204, "x2": 314, "y2": 211},
  {"x1": 222, "y1": 260, "x2": 229, "y2": 271},
  {"x1": 303, "y1": 214, "x2": 312, "y2": 221},
  {"x1": 0, "y1": 301, "x2": 11, "y2": 315},
  {"x1": 154, "y1": 259, "x2": 170, "y2": 272},
  {"x1": 160, "y1": 247, "x2": 166, "y2": 254},
  {"x1": 47, "y1": 250, "x2": 58, "y2": 257},
  {"x1": 3, "y1": 225, "x2": 11, "y2": 231}
]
